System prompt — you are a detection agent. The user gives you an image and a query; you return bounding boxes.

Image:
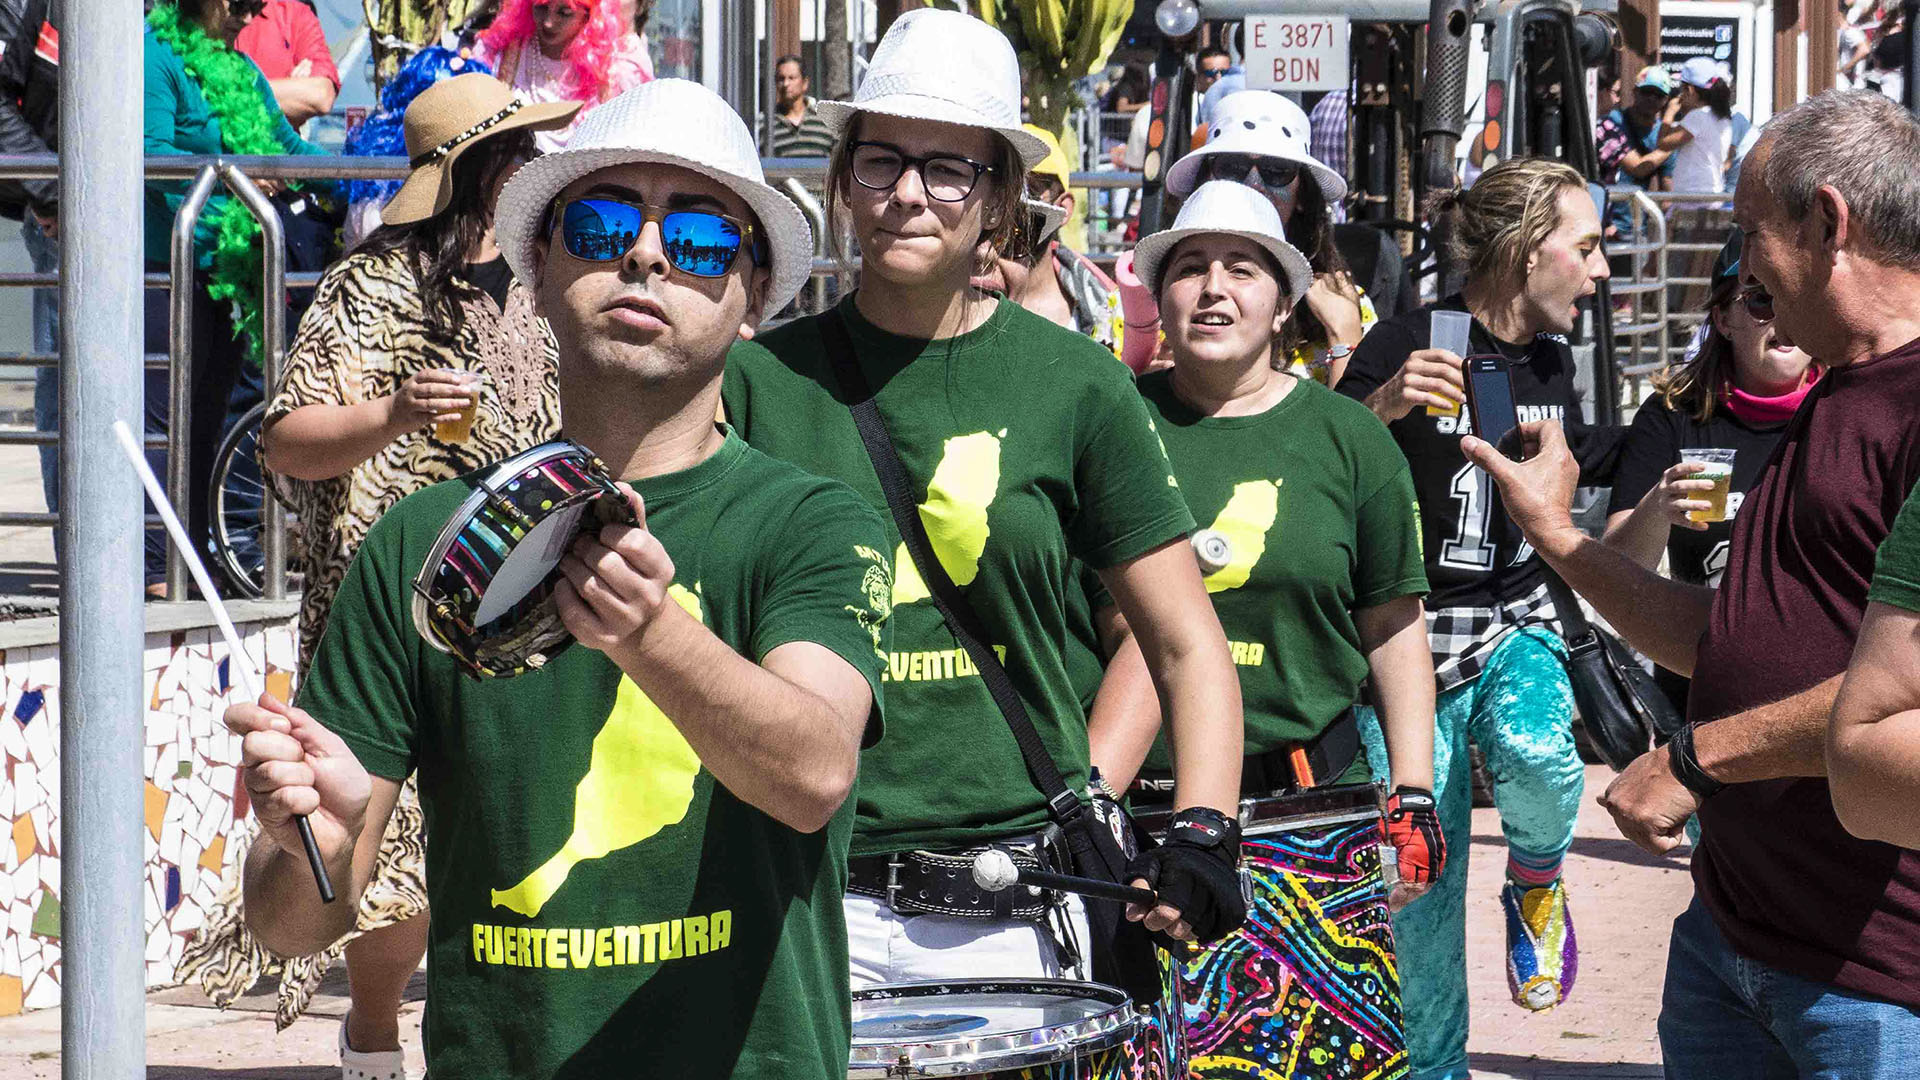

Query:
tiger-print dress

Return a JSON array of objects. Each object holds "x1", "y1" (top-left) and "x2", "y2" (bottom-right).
[{"x1": 175, "y1": 248, "x2": 561, "y2": 1028}]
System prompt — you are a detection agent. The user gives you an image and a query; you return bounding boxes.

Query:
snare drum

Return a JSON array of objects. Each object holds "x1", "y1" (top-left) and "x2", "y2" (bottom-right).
[
  {"x1": 850, "y1": 980, "x2": 1140, "y2": 1079},
  {"x1": 1140, "y1": 783, "x2": 1405, "y2": 1079},
  {"x1": 411, "y1": 440, "x2": 636, "y2": 678}
]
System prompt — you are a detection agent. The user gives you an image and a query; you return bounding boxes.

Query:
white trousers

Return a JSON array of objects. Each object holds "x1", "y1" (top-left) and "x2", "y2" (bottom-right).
[{"x1": 844, "y1": 892, "x2": 1093, "y2": 989}]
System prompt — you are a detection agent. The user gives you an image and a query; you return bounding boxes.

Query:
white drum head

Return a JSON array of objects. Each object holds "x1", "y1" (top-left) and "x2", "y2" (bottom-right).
[{"x1": 473, "y1": 501, "x2": 590, "y2": 626}]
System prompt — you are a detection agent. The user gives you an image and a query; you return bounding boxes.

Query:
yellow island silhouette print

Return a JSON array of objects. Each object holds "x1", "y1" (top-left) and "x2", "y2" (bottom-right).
[
  {"x1": 1202, "y1": 479, "x2": 1282, "y2": 594},
  {"x1": 892, "y1": 430, "x2": 1003, "y2": 605},
  {"x1": 490, "y1": 584, "x2": 707, "y2": 919}
]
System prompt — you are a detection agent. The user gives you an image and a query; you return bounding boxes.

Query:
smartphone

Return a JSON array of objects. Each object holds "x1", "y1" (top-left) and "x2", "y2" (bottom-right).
[{"x1": 1462, "y1": 354, "x2": 1524, "y2": 461}]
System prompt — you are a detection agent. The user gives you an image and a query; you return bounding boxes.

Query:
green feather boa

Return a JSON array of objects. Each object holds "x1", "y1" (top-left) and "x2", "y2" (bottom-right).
[{"x1": 148, "y1": 3, "x2": 294, "y2": 369}]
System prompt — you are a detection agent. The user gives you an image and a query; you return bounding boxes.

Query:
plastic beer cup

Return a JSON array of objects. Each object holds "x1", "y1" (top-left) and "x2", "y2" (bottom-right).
[
  {"x1": 1426, "y1": 310, "x2": 1472, "y2": 417},
  {"x1": 1681, "y1": 447, "x2": 1737, "y2": 523},
  {"x1": 433, "y1": 371, "x2": 485, "y2": 444}
]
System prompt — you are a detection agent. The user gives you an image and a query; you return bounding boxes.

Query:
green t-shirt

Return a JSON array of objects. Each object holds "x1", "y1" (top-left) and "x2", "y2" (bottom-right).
[
  {"x1": 1138, "y1": 374, "x2": 1427, "y2": 763},
  {"x1": 299, "y1": 431, "x2": 891, "y2": 1080},
  {"x1": 723, "y1": 298, "x2": 1195, "y2": 854},
  {"x1": 1870, "y1": 480, "x2": 1920, "y2": 612}
]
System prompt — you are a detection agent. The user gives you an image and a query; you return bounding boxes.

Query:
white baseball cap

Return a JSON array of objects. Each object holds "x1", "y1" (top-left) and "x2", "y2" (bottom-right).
[
  {"x1": 1130, "y1": 180, "x2": 1313, "y2": 302},
  {"x1": 1167, "y1": 89, "x2": 1347, "y2": 203},
  {"x1": 815, "y1": 9, "x2": 1050, "y2": 169},
  {"x1": 492, "y1": 78, "x2": 814, "y2": 315},
  {"x1": 1678, "y1": 56, "x2": 1732, "y2": 90}
]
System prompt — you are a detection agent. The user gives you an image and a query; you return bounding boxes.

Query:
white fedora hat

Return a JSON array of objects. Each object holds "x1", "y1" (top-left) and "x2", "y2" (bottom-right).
[
  {"x1": 1024, "y1": 196, "x2": 1069, "y2": 246},
  {"x1": 1131, "y1": 180, "x2": 1313, "y2": 303},
  {"x1": 1166, "y1": 89, "x2": 1347, "y2": 203},
  {"x1": 815, "y1": 8, "x2": 1050, "y2": 169},
  {"x1": 493, "y1": 79, "x2": 814, "y2": 315}
]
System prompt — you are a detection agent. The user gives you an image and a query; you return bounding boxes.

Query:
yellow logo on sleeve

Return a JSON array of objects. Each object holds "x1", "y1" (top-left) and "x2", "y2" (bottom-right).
[
  {"x1": 1201, "y1": 480, "x2": 1282, "y2": 594},
  {"x1": 892, "y1": 430, "x2": 1002, "y2": 606},
  {"x1": 490, "y1": 583, "x2": 707, "y2": 919}
]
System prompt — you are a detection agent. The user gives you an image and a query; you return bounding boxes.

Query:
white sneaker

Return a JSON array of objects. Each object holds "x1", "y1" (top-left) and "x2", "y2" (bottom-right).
[{"x1": 340, "y1": 1014, "x2": 408, "y2": 1080}]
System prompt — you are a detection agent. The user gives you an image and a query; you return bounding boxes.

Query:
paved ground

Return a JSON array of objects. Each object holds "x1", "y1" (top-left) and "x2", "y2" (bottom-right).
[{"x1": 0, "y1": 765, "x2": 1690, "y2": 1077}]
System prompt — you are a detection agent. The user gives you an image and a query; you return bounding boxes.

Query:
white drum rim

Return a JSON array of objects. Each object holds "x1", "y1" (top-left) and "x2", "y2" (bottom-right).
[
  {"x1": 847, "y1": 978, "x2": 1138, "y2": 1078},
  {"x1": 408, "y1": 439, "x2": 598, "y2": 658}
]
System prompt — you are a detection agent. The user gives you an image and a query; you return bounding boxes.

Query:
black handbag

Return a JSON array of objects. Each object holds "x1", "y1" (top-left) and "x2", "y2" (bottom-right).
[
  {"x1": 818, "y1": 309, "x2": 1165, "y2": 1003},
  {"x1": 1542, "y1": 570, "x2": 1685, "y2": 771}
]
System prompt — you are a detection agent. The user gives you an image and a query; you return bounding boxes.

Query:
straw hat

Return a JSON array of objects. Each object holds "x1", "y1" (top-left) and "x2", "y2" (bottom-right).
[
  {"x1": 1130, "y1": 180, "x2": 1313, "y2": 302},
  {"x1": 381, "y1": 73, "x2": 579, "y2": 226},
  {"x1": 492, "y1": 79, "x2": 816, "y2": 315},
  {"x1": 1166, "y1": 89, "x2": 1346, "y2": 203},
  {"x1": 815, "y1": 9, "x2": 1051, "y2": 169}
]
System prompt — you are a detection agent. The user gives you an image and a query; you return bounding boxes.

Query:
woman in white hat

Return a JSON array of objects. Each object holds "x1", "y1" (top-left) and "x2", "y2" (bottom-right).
[
  {"x1": 1117, "y1": 179, "x2": 1442, "y2": 1066},
  {"x1": 175, "y1": 73, "x2": 577, "y2": 1080},
  {"x1": 1163, "y1": 89, "x2": 1374, "y2": 386},
  {"x1": 1661, "y1": 57, "x2": 1735, "y2": 196},
  {"x1": 724, "y1": 6, "x2": 1248, "y2": 986}
]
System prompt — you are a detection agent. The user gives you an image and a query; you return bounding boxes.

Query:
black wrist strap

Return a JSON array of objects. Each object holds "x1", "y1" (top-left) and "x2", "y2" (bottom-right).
[
  {"x1": 1667, "y1": 722, "x2": 1725, "y2": 799},
  {"x1": 819, "y1": 309, "x2": 1085, "y2": 827}
]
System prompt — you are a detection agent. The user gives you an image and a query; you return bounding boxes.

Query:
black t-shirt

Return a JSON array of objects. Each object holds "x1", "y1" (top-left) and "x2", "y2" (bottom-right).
[
  {"x1": 1334, "y1": 297, "x2": 1624, "y2": 613},
  {"x1": 463, "y1": 256, "x2": 515, "y2": 310},
  {"x1": 1606, "y1": 396, "x2": 1789, "y2": 706}
]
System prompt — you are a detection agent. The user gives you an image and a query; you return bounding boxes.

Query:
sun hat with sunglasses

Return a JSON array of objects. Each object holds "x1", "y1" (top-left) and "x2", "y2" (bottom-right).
[
  {"x1": 1165, "y1": 89, "x2": 1346, "y2": 203},
  {"x1": 493, "y1": 78, "x2": 814, "y2": 313},
  {"x1": 813, "y1": 8, "x2": 1051, "y2": 169}
]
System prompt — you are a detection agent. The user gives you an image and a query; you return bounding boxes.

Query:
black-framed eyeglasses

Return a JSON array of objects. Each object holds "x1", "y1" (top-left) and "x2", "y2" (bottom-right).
[
  {"x1": 547, "y1": 197, "x2": 765, "y2": 278},
  {"x1": 1739, "y1": 287, "x2": 1775, "y2": 323},
  {"x1": 1199, "y1": 153, "x2": 1302, "y2": 191},
  {"x1": 849, "y1": 141, "x2": 996, "y2": 203}
]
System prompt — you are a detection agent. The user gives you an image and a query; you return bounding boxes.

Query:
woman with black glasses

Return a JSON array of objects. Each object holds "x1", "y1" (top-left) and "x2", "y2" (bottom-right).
[{"x1": 723, "y1": 8, "x2": 1247, "y2": 986}]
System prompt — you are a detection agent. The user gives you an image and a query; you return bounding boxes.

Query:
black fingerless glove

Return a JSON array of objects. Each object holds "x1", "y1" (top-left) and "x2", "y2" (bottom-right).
[{"x1": 1124, "y1": 807, "x2": 1246, "y2": 949}]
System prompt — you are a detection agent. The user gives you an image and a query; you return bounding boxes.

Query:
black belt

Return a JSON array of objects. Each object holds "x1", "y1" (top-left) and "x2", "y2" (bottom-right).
[
  {"x1": 1133, "y1": 708, "x2": 1363, "y2": 800},
  {"x1": 848, "y1": 832, "x2": 1064, "y2": 921}
]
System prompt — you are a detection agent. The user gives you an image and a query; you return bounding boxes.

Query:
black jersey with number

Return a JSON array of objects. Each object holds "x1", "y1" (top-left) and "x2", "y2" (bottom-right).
[
  {"x1": 1335, "y1": 297, "x2": 1625, "y2": 613},
  {"x1": 1605, "y1": 396, "x2": 1791, "y2": 707}
]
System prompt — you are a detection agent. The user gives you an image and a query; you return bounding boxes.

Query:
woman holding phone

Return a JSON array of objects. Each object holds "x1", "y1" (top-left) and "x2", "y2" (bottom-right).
[
  {"x1": 1332, "y1": 157, "x2": 1623, "y2": 1080},
  {"x1": 723, "y1": 8, "x2": 1247, "y2": 986}
]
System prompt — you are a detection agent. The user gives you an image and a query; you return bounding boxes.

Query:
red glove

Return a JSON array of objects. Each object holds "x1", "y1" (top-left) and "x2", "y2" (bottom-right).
[{"x1": 1384, "y1": 787, "x2": 1446, "y2": 887}]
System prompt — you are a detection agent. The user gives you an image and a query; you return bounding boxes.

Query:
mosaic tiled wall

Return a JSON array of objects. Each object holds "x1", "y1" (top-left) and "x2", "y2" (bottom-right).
[{"x1": 0, "y1": 616, "x2": 298, "y2": 1015}]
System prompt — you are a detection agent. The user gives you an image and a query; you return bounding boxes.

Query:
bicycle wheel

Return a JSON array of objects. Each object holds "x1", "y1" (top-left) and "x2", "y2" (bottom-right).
[{"x1": 208, "y1": 400, "x2": 274, "y2": 599}]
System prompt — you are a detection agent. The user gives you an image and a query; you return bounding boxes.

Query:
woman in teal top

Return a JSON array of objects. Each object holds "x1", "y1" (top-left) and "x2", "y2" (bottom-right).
[
  {"x1": 1115, "y1": 180, "x2": 1444, "y2": 899},
  {"x1": 143, "y1": 0, "x2": 325, "y2": 592}
]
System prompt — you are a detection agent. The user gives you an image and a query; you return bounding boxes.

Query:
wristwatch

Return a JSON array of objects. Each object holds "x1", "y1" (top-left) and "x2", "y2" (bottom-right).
[
  {"x1": 1666, "y1": 722, "x2": 1726, "y2": 799},
  {"x1": 1324, "y1": 343, "x2": 1356, "y2": 363}
]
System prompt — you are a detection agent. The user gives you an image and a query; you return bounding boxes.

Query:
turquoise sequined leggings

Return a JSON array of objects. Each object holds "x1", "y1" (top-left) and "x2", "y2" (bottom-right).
[{"x1": 1358, "y1": 626, "x2": 1583, "y2": 1080}]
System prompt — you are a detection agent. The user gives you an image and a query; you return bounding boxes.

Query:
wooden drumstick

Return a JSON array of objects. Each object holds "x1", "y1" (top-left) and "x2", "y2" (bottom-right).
[{"x1": 113, "y1": 421, "x2": 336, "y2": 904}]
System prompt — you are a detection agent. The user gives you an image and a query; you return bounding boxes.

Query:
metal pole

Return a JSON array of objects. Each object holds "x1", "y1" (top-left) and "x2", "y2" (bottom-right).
[
  {"x1": 166, "y1": 167, "x2": 220, "y2": 601},
  {"x1": 60, "y1": 0, "x2": 147, "y2": 1074},
  {"x1": 218, "y1": 165, "x2": 288, "y2": 600}
]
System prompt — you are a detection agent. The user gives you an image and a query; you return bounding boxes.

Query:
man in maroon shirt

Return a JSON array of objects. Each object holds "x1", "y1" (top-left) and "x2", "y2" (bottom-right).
[{"x1": 1464, "y1": 89, "x2": 1920, "y2": 1076}]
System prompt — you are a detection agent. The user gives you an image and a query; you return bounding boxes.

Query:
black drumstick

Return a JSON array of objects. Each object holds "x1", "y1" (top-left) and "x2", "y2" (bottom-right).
[{"x1": 971, "y1": 849, "x2": 1159, "y2": 908}]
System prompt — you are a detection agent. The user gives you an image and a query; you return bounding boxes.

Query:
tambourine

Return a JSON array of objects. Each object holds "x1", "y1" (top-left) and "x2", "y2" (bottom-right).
[{"x1": 411, "y1": 440, "x2": 637, "y2": 678}]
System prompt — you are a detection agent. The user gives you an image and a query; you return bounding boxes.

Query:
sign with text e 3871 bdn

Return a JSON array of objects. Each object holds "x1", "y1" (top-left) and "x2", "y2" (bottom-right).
[{"x1": 1243, "y1": 15, "x2": 1349, "y2": 92}]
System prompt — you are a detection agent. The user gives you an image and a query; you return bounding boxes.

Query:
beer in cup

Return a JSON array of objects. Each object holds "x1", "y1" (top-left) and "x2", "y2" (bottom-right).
[
  {"x1": 1681, "y1": 447, "x2": 1737, "y2": 523},
  {"x1": 433, "y1": 370, "x2": 485, "y2": 444},
  {"x1": 1425, "y1": 310, "x2": 1472, "y2": 417}
]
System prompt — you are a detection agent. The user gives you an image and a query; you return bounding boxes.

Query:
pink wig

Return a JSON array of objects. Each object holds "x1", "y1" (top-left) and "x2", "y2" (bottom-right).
[{"x1": 481, "y1": 0, "x2": 628, "y2": 101}]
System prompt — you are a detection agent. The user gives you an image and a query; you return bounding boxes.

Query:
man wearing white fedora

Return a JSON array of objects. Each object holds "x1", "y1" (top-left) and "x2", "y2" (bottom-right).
[
  {"x1": 725, "y1": 6, "x2": 1249, "y2": 990},
  {"x1": 226, "y1": 78, "x2": 893, "y2": 1079}
]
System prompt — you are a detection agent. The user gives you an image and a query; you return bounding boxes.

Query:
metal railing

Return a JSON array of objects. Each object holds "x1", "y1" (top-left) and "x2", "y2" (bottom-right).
[
  {"x1": 1, "y1": 152, "x2": 1151, "y2": 603},
  {"x1": 1602, "y1": 188, "x2": 1737, "y2": 407}
]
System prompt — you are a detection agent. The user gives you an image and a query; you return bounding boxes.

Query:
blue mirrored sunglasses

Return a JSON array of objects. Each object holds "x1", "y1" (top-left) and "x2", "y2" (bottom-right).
[{"x1": 553, "y1": 197, "x2": 765, "y2": 278}]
